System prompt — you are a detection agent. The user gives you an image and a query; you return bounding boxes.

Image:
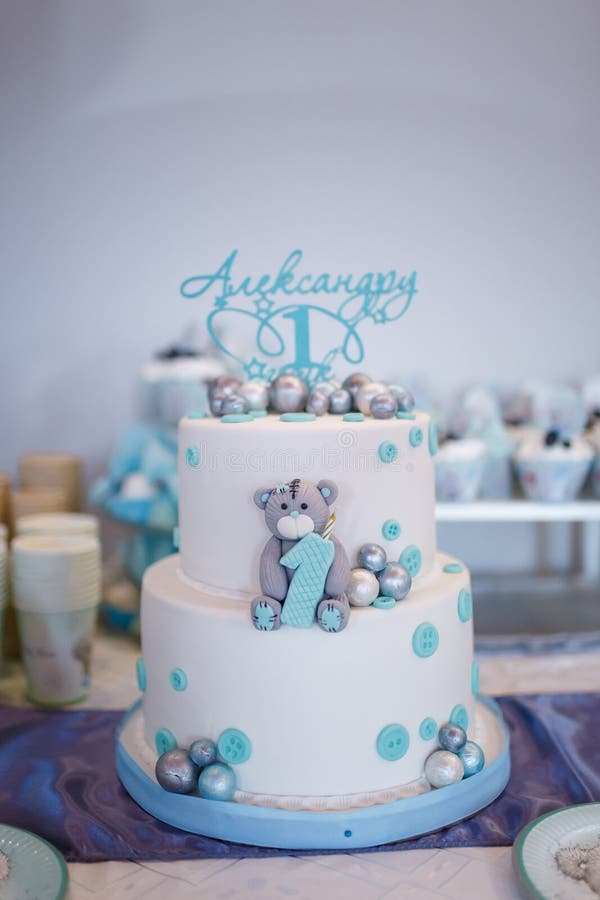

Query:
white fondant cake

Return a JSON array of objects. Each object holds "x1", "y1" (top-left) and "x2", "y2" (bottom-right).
[{"x1": 119, "y1": 401, "x2": 509, "y2": 845}]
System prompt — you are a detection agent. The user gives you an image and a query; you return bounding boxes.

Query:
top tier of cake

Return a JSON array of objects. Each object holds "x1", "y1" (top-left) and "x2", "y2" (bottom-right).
[{"x1": 179, "y1": 411, "x2": 438, "y2": 592}]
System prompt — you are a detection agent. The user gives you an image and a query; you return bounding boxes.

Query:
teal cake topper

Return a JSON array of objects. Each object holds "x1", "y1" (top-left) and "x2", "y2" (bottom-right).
[{"x1": 181, "y1": 250, "x2": 418, "y2": 385}]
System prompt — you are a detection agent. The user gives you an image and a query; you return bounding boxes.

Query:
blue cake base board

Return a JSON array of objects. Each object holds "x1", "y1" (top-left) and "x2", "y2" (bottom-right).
[{"x1": 116, "y1": 698, "x2": 510, "y2": 851}]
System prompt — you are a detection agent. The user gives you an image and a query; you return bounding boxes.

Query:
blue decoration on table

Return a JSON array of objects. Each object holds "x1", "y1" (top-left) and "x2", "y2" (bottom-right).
[
  {"x1": 189, "y1": 738, "x2": 218, "y2": 768},
  {"x1": 217, "y1": 729, "x2": 252, "y2": 765},
  {"x1": 135, "y1": 659, "x2": 146, "y2": 692},
  {"x1": 399, "y1": 545, "x2": 422, "y2": 577},
  {"x1": 376, "y1": 724, "x2": 410, "y2": 761},
  {"x1": 378, "y1": 441, "x2": 398, "y2": 464},
  {"x1": 459, "y1": 741, "x2": 485, "y2": 777},
  {"x1": 450, "y1": 704, "x2": 469, "y2": 731},
  {"x1": 197, "y1": 763, "x2": 237, "y2": 801},
  {"x1": 457, "y1": 588, "x2": 473, "y2": 623},
  {"x1": 280, "y1": 533, "x2": 336, "y2": 628},
  {"x1": 181, "y1": 250, "x2": 418, "y2": 386},
  {"x1": 472, "y1": 660, "x2": 480, "y2": 694},
  {"x1": 409, "y1": 426, "x2": 423, "y2": 448},
  {"x1": 155, "y1": 728, "x2": 178, "y2": 755},
  {"x1": 419, "y1": 718, "x2": 438, "y2": 741},
  {"x1": 412, "y1": 622, "x2": 439, "y2": 658},
  {"x1": 155, "y1": 749, "x2": 199, "y2": 794},
  {"x1": 443, "y1": 562, "x2": 463, "y2": 574},
  {"x1": 169, "y1": 668, "x2": 187, "y2": 692},
  {"x1": 438, "y1": 722, "x2": 467, "y2": 753},
  {"x1": 381, "y1": 519, "x2": 401, "y2": 540}
]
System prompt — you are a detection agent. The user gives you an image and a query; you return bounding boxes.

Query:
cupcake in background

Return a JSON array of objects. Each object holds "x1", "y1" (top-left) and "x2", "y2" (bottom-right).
[
  {"x1": 461, "y1": 386, "x2": 514, "y2": 498},
  {"x1": 583, "y1": 375, "x2": 600, "y2": 497},
  {"x1": 434, "y1": 405, "x2": 486, "y2": 502},
  {"x1": 514, "y1": 384, "x2": 593, "y2": 502}
]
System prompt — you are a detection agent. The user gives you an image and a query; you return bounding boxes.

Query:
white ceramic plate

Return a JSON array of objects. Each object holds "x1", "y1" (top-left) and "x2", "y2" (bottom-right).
[
  {"x1": 513, "y1": 803, "x2": 600, "y2": 899},
  {"x1": 0, "y1": 824, "x2": 68, "y2": 900}
]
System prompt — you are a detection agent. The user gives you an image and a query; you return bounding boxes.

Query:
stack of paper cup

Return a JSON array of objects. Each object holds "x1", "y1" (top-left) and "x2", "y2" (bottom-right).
[
  {"x1": 19, "y1": 454, "x2": 82, "y2": 512},
  {"x1": 12, "y1": 535, "x2": 100, "y2": 705},
  {"x1": 16, "y1": 513, "x2": 99, "y2": 539},
  {"x1": 9, "y1": 488, "x2": 69, "y2": 533}
]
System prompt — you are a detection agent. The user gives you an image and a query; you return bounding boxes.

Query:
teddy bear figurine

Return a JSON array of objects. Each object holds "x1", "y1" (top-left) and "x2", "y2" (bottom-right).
[{"x1": 251, "y1": 477, "x2": 351, "y2": 633}]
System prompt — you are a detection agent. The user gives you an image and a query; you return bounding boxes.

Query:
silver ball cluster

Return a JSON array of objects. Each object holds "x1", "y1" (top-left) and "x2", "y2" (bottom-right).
[
  {"x1": 207, "y1": 373, "x2": 415, "y2": 419},
  {"x1": 424, "y1": 722, "x2": 485, "y2": 789},
  {"x1": 348, "y1": 543, "x2": 412, "y2": 607},
  {"x1": 155, "y1": 737, "x2": 237, "y2": 801}
]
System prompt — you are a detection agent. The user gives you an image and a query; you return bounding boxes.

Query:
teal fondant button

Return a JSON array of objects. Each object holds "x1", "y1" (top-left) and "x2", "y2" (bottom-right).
[
  {"x1": 378, "y1": 441, "x2": 398, "y2": 464},
  {"x1": 373, "y1": 595, "x2": 395, "y2": 610},
  {"x1": 450, "y1": 704, "x2": 469, "y2": 731},
  {"x1": 443, "y1": 562, "x2": 463, "y2": 574},
  {"x1": 155, "y1": 727, "x2": 177, "y2": 755},
  {"x1": 399, "y1": 544, "x2": 422, "y2": 577},
  {"x1": 218, "y1": 728, "x2": 252, "y2": 764},
  {"x1": 343, "y1": 412, "x2": 365, "y2": 422},
  {"x1": 396, "y1": 411, "x2": 416, "y2": 420},
  {"x1": 382, "y1": 519, "x2": 401, "y2": 540},
  {"x1": 409, "y1": 426, "x2": 423, "y2": 448},
  {"x1": 280, "y1": 412, "x2": 316, "y2": 422},
  {"x1": 376, "y1": 723, "x2": 410, "y2": 761},
  {"x1": 457, "y1": 588, "x2": 473, "y2": 623},
  {"x1": 412, "y1": 622, "x2": 439, "y2": 658},
  {"x1": 221, "y1": 414, "x2": 253, "y2": 423},
  {"x1": 169, "y1": 668, "x2": 187, "y2": 691},
  {"x1": 471, "y1": 660, "x2": 480, "y2": 694},
  {"x1": 136, "y1": 658, "x2": 146, "y2": 692},
  {"x1": 428, "y1": 420, "x2": 439, "y2": 456},
  {"x1": 419, "y1": 717, "x2": 438, "y2": 741}
]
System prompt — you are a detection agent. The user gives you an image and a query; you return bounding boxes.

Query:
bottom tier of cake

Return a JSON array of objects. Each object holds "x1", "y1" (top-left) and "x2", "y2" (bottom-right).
[{"x1": 137, "y1": 552, "x2": 483, "y2": 803}]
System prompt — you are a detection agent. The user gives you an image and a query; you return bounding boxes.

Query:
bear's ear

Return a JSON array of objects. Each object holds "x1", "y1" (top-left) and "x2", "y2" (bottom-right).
[
  {"x1": 317, "y1": 479, "x2": 338, "y2": 506},
  {"x1": 254, "y1": 487, "x2": 273, "y2": 510}
]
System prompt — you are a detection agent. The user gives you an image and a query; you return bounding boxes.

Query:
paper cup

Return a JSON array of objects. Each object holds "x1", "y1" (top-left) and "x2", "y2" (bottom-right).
[
  {"x1": 516, "y1": 456, "x2": 593, "y2": 502},
  {"x1": 19, "y1": 454, "x2": 82, "y2": 512},
  {"x1": 16, "y1": 513, "x2": 99, "y2": 538},
  {"x1": 9, "y1": 488, "x2": 69, "y2": 533},
  {"x1": 12, "y1": 534, "x2": 100, "y2": 705}
]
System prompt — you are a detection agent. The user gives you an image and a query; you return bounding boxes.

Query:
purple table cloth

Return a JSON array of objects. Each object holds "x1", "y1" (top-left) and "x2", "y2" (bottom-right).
[{"x1": 1, "y1": 693, "x2": 599, "y2": 862}]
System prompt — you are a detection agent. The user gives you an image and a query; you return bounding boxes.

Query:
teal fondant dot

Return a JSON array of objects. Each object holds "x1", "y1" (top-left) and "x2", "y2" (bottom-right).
[
  {"x1": 373, "y1": 595, "x2": 395, "y2": 610},
  {"x1": 172, "y1": 526, "x2": 179, "y2": 549},
  {"x1": 155, "y1": 727, "x2": 177, "y2": 755},
  {"x1": 443, "y1": 562, "x2": 463, "y2": 574},
  {"x1": 217, "y1": 728, "x2": 252, "y2": 764},
  {"x1": 428, "y1": 420, "x2": 439, "y2": 456},
  {"x1": 419, "y1": 717, "x2": 438, "y2": 741},
  {"x1": 248, "y1": 409, "x2": 268, "y2": 418},
  {"x1": 221, "y1": 414, "x2": 253, "y2": 423},
  {"x1": 343, "y1": 412, "x2": 365, "y2": 422},
  {"x1": 472, "y1": 660, "x2": 480, "y2": 694},
  {"x1": 169, "y1": 667, "x2": 187, "y2": 691},
  {"x1": 412, "y1": 622, "x2": 439, "y2": 658},
  {"x1": 399, "y1": 544, "x2": 422, "y2": 577},
  {"x1": 280, "y1": 412, "x2": 316, "y2": 422},
  {"x1": 409, "y1": 426, "x2": 423, "y2": 448},
  {"x1": 396, "y1": 411, "x2": 416, "y2": 420},
  {"x1": 185, "y1": 445, "x2": 201, "y2": 468},
  {"x1": 187, "y1": 411, "x2": 207, "y2": 419},
  {"x1": 450, "y1": 704, "x2": 469, "y2": 730},
  {"x1": 136, "y1": 658, "x2": 146, "y2": 692},
  {"x1": 382, "y1": 519, "x2": 401, "y2": 541},
  {"x1": 378, "y1": 441, "x2": 398, "y2": 464},
  {"x1": 458, "y1": 588, "x2": 473, "y2": 623},
  {"x1": 320, "y1": 486, "x2": 331, "y2": 498},
  {"x1": 376, "y1": 723, "x2": 410, "y2": 761}
]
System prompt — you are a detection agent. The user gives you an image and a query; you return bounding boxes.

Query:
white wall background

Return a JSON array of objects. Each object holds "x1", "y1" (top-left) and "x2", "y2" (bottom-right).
[{"x1": 1, "y1": 0, "x2": 599, "y2": 571}]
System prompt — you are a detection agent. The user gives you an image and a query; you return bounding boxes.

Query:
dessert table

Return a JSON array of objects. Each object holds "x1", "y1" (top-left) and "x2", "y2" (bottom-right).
[{"x1": 2, "y1": 627, "x2": 600, "y2": 900}]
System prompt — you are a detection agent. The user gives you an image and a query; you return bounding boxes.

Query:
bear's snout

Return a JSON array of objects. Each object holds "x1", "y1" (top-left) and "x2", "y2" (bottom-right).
[{"x1": 276, "y1": 513, "x2": 315, "y2": 540}]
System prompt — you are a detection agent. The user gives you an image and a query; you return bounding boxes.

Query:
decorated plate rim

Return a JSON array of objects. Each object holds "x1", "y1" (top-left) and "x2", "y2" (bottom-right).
[{"x1": 0, "y1": 823, "x2": 69, "y2": 900}]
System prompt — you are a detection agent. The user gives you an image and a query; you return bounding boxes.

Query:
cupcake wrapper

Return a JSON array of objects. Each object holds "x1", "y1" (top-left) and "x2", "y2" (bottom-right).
[
  {"x1": 435, "y1": 457, "x2": 485, "y2": 502},
  {"x1": 516, "y1": 456, "x2": 592, "y2": 502}
]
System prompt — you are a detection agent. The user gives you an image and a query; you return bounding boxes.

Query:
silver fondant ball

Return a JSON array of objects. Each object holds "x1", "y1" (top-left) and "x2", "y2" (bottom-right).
[
  {"x1": 342, "y1": 373, "x2": 372, "y2": 402},
  {"x1": 370, "y1": 393, "x2": 398, "y2": 419},
  {"x1": 358, "y1": 543, "x2": 387, "y2": 572},
  {"x1": 155, "y1": 749, "x2": 199, "y2": 794},
  {"x1": 438, "y1": 721, "x2": 467, "y2": 753},
  {"x1": 209, "y1": 375, "x2": 242, "y2": 398},
  {"x1": 306, "y1": 390, "x2": 329, "y2": 416},
  {"x1": 329, "y1": 388, "x2": 353, "y2": 415},
  {"x1": 197, "y1": 762, "x2": 237, "y2": 801},
  {"x1": 312, "y1": 379, "x2": 341, "y2": 398},
  {"x1": 458, "y1": 740, "x2": 485, "y2": 777},
  {"x1": 221, "y1": 393, "x2": 250, "y2": 415},
  {"x1": 189, "y1": 738, "x2": 218, "y2": 768},
  {"x1": 388, "y1": 384, "x2": 415, "y2": 412},
  {"x1": 347, "y1": 568, "x2": 380, "y2": 607},
  {"x1": 377, "y1": 563, "x2": 412, "y2": 601},
  {"x1": 424, "y1": 750, "x2": 464, "y2": 788},
  {"x1": 355, "y1": 381, "x2": 390, "y2": 415},
  {"x1": 238, "y1": 380, "x2": 269, "y2": 411},
  {"x1": 269, "y1": 374, "x2": 308, "y2": 413}
]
